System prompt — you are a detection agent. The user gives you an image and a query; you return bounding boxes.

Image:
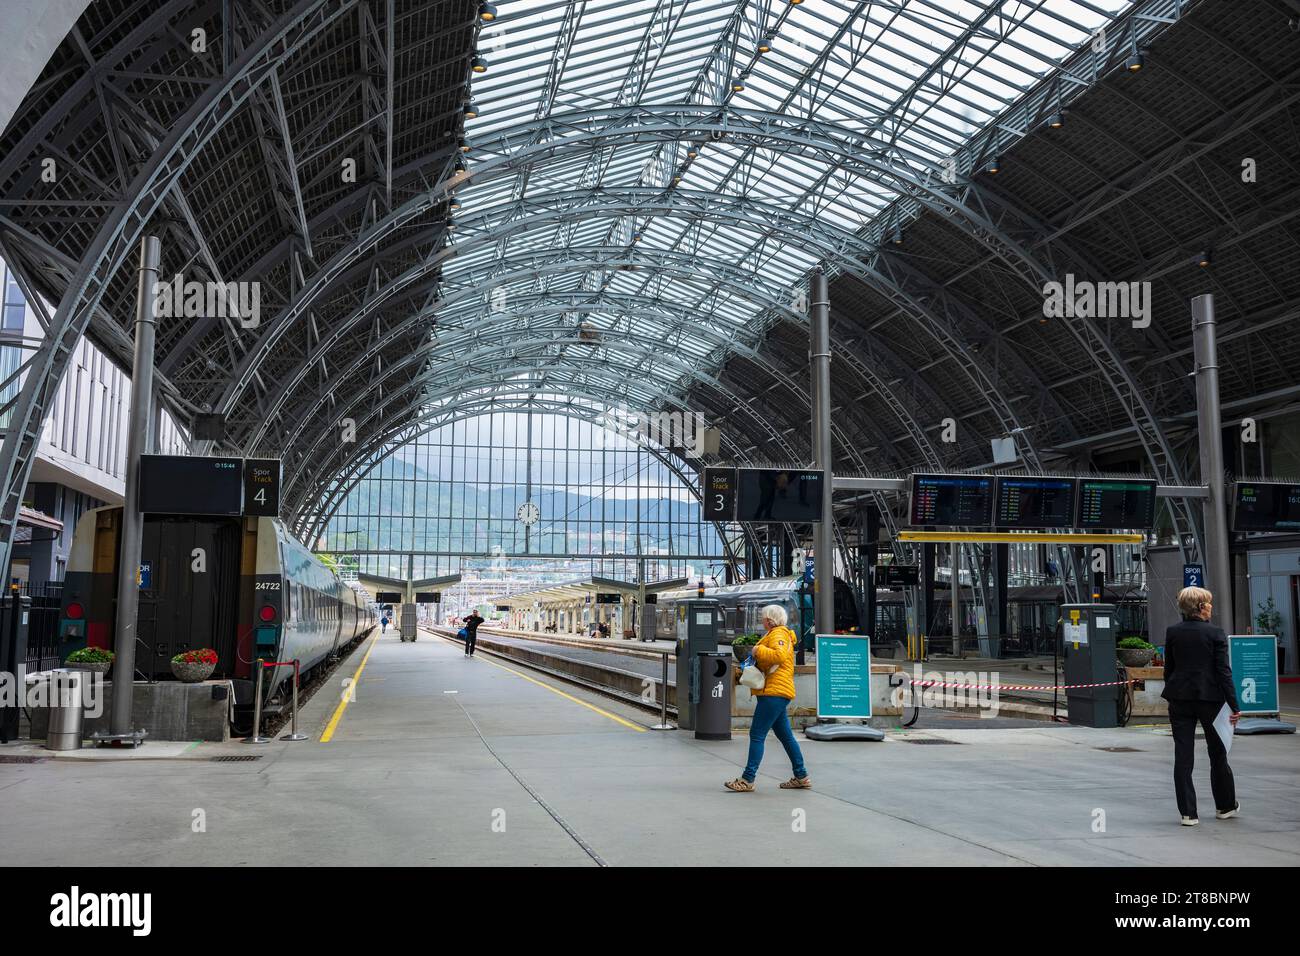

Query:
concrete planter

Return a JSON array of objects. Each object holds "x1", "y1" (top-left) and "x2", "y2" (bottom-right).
[
  {"x1": 66, "y1": 661, "x2": 112, "y2": 675},
  {"x1": 1118, "y1": 647, "x2": 1155, "y2": 668},
  {"x1": 171, "y1": 660, "x2": 215, "y2": 683}
]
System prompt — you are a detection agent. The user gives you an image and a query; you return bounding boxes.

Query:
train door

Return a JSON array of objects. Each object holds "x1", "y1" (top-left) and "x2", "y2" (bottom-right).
[{"x1": 136, "y1": 517, "x2": 243, "y2": 679}]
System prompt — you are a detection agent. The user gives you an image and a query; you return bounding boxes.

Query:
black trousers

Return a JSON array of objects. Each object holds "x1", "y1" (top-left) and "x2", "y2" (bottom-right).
[
  {"x1": 1169, "y1": 698, "x2": 1236, "y2": 818},
  {"x1": 465, "y1": 630, "x2": 477, "y2": 655}
]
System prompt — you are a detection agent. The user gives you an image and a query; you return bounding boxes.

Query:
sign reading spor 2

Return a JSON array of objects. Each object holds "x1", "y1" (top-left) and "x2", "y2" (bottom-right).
[{"x1": 49, "y1": 886, "x2": 151, "y2": 936}]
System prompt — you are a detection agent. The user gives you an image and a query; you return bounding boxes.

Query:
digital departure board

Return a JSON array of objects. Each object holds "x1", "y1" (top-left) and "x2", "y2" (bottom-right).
[
  {"x1": 1233, "y1": 482, "x2": 1300, "y2": 532},
  {"x1": 735, "y1": 469, "x2": 824, "y2": 523},
  {"x1": 138, "y1": 455, "x2": 243, "y2": 516},
  {"x1": 878, "y1": 565, "x2": 919, "y2": 587},
  {"x1": 909, "y1": 474, "x2": 993, "y2": 527},
  {"x1": 375, "y1": 592, "x2": 403, "y2": 603},
  {"x1": 994, "y1": 477, "x2": 1076, "y2": 529},
  {"x1": 1075, "y1": 478, "x2": 1157, "y2": 530}
]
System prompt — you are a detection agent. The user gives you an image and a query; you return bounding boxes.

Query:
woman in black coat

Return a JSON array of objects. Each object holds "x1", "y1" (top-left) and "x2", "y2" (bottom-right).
[{"x1": 1161, "y1": 586, "x2": 1241, "y2": 826}]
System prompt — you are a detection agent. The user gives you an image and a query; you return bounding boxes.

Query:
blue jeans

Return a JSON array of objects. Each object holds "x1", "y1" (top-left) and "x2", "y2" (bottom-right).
[{"x1": 743, "y1": 695, "x2": 807, "y2": 783}]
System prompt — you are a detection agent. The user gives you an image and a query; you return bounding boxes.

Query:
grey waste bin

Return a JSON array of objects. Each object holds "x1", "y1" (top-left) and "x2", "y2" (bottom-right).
[
  {"x1": 694, "y1": 652, "x2": 732, "y2": 740},
  {"x1": 45, "y1": 670, "x2": 84, "y2": 751}
]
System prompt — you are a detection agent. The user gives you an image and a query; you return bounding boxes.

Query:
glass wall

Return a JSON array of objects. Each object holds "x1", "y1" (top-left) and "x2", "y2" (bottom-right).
[{"x1": 321, "y1": 410, "x2": 733, "y2": 585}]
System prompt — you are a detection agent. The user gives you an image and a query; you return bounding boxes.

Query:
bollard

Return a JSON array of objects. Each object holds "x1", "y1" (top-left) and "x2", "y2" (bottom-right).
[
  {"x1": 246, "y1": 659, "x2": 272, "y2": 743},
  {"x1": 281, "y1": 659, "x2": 308, "y2": 741},
  {"x1": 650, "y1": 649, "x2": 675, "y2": 731}
]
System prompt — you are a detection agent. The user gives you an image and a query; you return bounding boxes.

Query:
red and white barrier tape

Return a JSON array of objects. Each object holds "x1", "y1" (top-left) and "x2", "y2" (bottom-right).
[{"x1": 907, "y1": 678, "x2": 1137, "y2": 692}]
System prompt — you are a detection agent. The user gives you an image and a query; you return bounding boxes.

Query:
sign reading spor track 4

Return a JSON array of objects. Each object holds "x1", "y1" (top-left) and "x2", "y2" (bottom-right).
[{"x1": 243, "y1": 458, "x2": 281, "y2": 517}]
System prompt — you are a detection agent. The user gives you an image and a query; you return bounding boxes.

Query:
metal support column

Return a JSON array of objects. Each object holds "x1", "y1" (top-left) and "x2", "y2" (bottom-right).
[
  {"x1": 920, "y1": 541, "x2": 936, "y2": 658},
  {"x1": 1192, "y1": 294, "x2": 1233, "y2": 627},
  {"x1": 989, "y1": 543, "x2": 1008, "y2": 657},
  {"x1": 950, "y1": 545, "x2": 961, "y2": 656},
  {"x1": 811, "y1": 269, "x2": 834, "y2": 638},
  {"x1": 108, "y1": 236, "x2": 160, "y2": 739}
]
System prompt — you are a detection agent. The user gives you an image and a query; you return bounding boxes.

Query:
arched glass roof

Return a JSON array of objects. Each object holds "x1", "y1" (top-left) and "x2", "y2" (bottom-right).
[{"x1": 443, "y1": 0, "x2": 1137, "y2": 405}]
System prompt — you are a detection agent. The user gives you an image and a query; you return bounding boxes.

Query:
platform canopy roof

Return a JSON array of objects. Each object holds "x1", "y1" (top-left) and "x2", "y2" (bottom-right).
[
  {"x1": 495, "y1": 574, "x2": 688, "y2": 607},
  {"x1": 0, "y1": 0, "x2": 1297, "y2": 560}
]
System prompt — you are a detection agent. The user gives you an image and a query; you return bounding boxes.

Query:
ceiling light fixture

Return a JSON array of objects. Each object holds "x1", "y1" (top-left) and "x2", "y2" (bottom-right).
[{"x1": 471, "y1": 56, "x2": 488, "y2": 74}]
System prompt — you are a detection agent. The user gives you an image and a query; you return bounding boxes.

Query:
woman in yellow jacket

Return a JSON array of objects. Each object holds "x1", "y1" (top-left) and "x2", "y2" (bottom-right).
[{"x1": 725, "y1": 604, "x2": 811, "y2": 792}]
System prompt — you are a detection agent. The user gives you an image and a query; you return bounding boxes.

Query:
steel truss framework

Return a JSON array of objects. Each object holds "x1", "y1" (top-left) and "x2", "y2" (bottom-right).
[{"x1": 0, "y1": 0, "x2": 1296, "y2": 587}]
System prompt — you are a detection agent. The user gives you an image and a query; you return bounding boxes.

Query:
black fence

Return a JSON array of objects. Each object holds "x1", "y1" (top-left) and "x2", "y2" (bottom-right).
[{"x1": 19, "y1": 582, "x2": 63, "y2": 672}]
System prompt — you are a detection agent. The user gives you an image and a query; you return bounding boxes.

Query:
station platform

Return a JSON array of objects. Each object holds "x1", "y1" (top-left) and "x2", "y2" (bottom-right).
[{"x1": 2, "y1": 630, "x2": 1297, "y2": 867}]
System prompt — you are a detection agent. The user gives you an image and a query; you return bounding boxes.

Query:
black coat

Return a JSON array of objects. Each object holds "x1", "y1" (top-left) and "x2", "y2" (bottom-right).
[{"x1": 1161, "y1": 618, "x2": 1239, "y2": 710}]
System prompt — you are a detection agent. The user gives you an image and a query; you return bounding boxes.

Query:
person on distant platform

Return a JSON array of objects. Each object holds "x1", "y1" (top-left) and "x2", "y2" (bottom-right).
[
  {"x1": 463, "y1": 610, "x2": 485, "y2": 658},
  {"x1": 1162, "y1": 586, "x2": 1241, "y2": 826},
  {"x1": 725, "y1": 604, "x2": 810, "y2": 793},
  {"x1": 380, "y1": 612, "x2": 389, "y2": 634}
]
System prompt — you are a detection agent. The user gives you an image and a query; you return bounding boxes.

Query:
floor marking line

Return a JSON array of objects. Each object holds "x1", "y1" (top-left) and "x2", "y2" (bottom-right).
[
  {"x1": 319, "y1": 630, "x2": 382, "y2": 743},
  {"x1": 450, "y1": 695, "x2": 606, "y2": 867},
  {"x1": 454, "y1": 642, "x2": 647, "y2": 732}
]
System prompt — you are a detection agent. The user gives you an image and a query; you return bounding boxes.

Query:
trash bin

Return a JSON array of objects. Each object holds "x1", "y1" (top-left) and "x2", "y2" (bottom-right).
[
  {"x1": 45, "y1": 669, "x2": 84, "y2": 751},
  {"x1": 694, "y1": 652, "x2": 732, "y2": 741}
]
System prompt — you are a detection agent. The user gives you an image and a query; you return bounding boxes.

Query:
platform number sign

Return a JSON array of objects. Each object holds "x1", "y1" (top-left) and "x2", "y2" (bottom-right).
[
  {"x1": 702, "y1": 467, "x2": 738, "y2": 521},
  {"x1": 243, "y1": 459, "x2": 281, "y2": 517},
  {"x1": 1183, "y1": 564, "x2": 1204, "y2": 588}
]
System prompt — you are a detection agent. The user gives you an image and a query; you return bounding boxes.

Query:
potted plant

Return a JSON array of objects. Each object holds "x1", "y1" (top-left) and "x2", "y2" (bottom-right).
[
  {"x1": 1117, "y1": 637, "x2": 1156, "y2": 668},
  {"x1": 65, "y1": 646, "x2": 114, "y2": 674},
  {"x1": 170, "y1": 648, "x2": 218, "y2": 683},
  {"x1": 1256, "y1": 598, "x2": 1286, "y2": 672},
  {"x1": 731, "y1": 633, "x2": 761, "y2": 662}
]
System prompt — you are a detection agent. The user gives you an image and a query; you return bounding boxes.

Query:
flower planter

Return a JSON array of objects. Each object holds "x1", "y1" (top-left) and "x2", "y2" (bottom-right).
[
  {"x1": 171, "y1": 660, "x2": 216, "y2": 683},
  {"x1": 1118, "y1": 648, "x2": 1155, "y2": 669},
  {"x1": 66, "y1": 661, "x2": 112, "y2": 675},
  {"x1": 732, "y1": 644, "x2": 755, "y2": 663}
]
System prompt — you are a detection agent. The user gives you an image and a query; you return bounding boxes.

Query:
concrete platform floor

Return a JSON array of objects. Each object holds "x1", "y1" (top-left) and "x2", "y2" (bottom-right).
[{"x1": 1, "y1": 630, "x2": 1296, "y2": 867}]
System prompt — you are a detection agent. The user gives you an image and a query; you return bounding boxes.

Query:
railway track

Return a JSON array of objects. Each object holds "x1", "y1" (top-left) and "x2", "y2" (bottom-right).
[{"x1": 427, "y1": 626, "x2": 681, "y2": 716}]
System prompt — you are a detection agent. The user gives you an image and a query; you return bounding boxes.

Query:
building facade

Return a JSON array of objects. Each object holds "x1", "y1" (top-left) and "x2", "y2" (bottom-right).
[{"x1": 2, "y1": 257, "x2": 188, "y2": 585}]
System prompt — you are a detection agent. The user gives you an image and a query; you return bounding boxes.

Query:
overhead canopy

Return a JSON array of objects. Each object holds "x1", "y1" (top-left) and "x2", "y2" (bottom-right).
[{"x1": 1, "y1": 0, "x2": 1296, "y2": 568}]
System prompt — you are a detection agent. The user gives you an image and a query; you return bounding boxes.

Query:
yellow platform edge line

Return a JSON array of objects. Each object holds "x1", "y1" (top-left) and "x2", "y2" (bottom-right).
[
  {"x1": 476, "y1": 654, "x2": 647, "y2": 732},
  {"x1": 319, "y1": 628, "x2": 382, "y2": 742},
  {"x1": 898, "y1": 531, "x2": 1144, "y2": 544}
]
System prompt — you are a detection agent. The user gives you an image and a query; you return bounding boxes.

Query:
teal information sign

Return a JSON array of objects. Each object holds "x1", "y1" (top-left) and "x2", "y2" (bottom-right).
[
  {"x1": 1228, "y1": 635, "x2": 1280, "y2": 715},
  {"x1": 815, "y1": 634, "x2": 872, "y2": 719}
]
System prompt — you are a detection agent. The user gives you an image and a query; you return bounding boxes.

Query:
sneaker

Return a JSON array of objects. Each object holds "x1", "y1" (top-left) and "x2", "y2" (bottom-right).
[
  {"x1": 1180, "y1": 816, "x2": 1199, "y2": 827},
  {"x1": 1215, "y1": 802, "x2": 1240, "y2": 819}
]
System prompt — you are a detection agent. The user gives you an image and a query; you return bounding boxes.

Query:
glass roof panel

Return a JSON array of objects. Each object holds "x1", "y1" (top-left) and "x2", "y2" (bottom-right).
[{"x1": 440, "y1": 0, "x2": 1137, "y2": 413}]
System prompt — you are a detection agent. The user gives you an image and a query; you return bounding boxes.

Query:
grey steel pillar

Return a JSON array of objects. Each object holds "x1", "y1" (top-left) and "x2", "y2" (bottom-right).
[
  {"x1": 1192, "y1": 294, "x2": 1233, "y2": 628},
  {"x1": 109, "y1": 236, "x2": 160, "y2": 737},
  {"x1": 951, "y1": 545, "x2": 961, "y2": 656},
  {"x1": 810, "y1": 269, "x2": 834, "y2": 637}
]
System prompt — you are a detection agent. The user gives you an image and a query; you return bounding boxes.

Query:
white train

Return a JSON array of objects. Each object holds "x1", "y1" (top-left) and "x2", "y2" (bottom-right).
[{"x1": 56, "y1": 506, "x2": 375, "y2": 731}]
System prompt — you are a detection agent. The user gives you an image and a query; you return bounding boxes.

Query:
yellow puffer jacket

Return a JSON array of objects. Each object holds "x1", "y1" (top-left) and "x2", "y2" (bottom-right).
[{"x1": 751, "y1": 625, "x2": 798, "y2": 699}]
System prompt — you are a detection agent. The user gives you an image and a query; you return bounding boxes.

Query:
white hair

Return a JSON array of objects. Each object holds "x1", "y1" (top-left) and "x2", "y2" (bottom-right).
[{"x1": 761, "y1": 604, "x2": 788, "y2": 627}]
